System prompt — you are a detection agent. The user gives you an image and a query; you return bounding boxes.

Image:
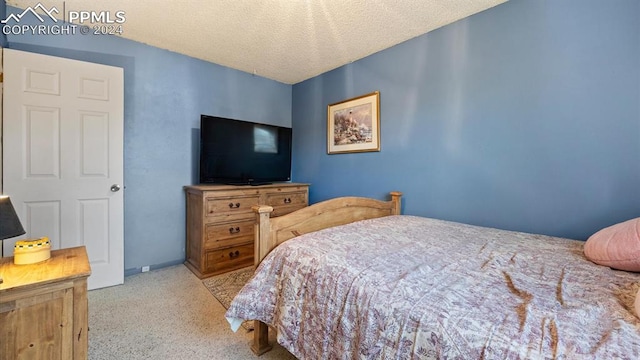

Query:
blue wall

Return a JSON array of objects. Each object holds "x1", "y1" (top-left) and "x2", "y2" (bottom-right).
[
  {"x1": 292, "y1": 0, "x2": 640, "y2": 240},
  {"x1": 4, "y1": 5, "x2": 292, "y2": 274},
  {"x1": 4, "y1": 0, "x2": 639, "y2": 275}
]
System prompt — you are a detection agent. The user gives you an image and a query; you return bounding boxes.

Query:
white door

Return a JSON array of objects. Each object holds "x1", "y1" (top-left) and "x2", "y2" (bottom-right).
[{"x1": 2, "y1": 49, "x2": 124, "y2": 290}]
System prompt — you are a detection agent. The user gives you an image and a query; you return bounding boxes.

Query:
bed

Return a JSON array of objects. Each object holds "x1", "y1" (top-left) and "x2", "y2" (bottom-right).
[{"x1": 225, "y1": 192, "x2": 640, "y2": 359}]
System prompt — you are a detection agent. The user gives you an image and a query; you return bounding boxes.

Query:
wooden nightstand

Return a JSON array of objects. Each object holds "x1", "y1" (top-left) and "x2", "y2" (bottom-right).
[{"x1": 0, "y1": 246, "x2": 92, "y2": 360}]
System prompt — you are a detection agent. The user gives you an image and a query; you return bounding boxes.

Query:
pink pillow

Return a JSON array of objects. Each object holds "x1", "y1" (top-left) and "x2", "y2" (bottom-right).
[{"x1": 584, "y1": 217, "x2": 640, "y2": 272}]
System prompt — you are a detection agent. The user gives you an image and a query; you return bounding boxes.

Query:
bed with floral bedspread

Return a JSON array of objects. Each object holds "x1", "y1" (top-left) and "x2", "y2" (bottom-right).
[{"x1": 226, "y1": 215, "x2": 640, "y2": 359}]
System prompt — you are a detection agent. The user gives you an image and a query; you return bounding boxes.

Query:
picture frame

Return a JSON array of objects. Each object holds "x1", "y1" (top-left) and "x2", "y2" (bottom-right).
[{"x1": 327, "y1": 91, "x2": 380, "y2": 154}]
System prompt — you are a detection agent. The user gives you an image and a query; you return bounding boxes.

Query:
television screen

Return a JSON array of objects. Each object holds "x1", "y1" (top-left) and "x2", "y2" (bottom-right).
[{"x1": 199, "y1": 115, "x2": 292, "y2": 185}]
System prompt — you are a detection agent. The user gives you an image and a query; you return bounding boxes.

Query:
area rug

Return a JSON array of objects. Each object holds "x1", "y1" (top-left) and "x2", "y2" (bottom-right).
[{"x1": 203, "y1": 267, "x2": 254, "y2": 331}]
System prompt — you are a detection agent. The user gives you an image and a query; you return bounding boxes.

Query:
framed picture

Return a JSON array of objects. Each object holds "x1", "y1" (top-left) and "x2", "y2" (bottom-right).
[{"x1": 327, "y1": 91, "x2": 380, "y2": 154}]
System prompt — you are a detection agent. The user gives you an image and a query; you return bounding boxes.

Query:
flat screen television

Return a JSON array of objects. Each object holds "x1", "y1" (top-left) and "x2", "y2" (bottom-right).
[{"x1": 199, "y1": 115, "x2": 292, "y2": 185}]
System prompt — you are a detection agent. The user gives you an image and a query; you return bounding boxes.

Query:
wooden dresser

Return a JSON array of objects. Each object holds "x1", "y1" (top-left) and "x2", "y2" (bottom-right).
[
  {"x1": 0, "y1": 246, "x2": 91, "y2": 360},
  {"x1": 184, "y1": 183, "x2": 309, "y2": 278}
]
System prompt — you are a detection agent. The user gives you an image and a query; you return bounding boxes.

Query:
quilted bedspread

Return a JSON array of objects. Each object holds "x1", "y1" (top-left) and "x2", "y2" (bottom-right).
[{"x1": 225, "y1": 215, "x2": 640, "y2": 359}]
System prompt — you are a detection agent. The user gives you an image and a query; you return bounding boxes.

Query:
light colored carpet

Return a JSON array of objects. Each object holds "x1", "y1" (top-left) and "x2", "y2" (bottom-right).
[
  {"x1": 203, "y1": 267, "x2": 255, "y2": 330},
  {"x1": 88, "y1": 264, "x2": 296, "y2": 360}
]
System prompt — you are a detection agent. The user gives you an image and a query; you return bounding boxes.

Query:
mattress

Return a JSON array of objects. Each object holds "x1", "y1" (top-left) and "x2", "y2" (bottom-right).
[{"x1": 226, "y1": 215, "x2": 640, "y2": 359}]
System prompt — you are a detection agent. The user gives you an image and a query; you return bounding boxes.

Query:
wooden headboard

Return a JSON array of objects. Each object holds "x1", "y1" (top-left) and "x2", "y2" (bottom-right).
[
  {"x1": 252, "y1": 191, "x2": 402, "y2": 267},
  {"x1": 248, "y1": 191, "x2": 401, "y2": 355}
]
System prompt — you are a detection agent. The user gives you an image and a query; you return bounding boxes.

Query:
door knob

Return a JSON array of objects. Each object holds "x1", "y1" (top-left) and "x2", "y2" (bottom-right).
[{"x1": 110, "y1": 184, "x2": 121, "y2": 192}]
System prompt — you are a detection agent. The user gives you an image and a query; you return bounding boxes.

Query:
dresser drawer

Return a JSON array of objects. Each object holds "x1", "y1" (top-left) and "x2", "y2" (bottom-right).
[
  {"x1": 205, "y1": 243, "x2": 253, "y2": 273},
  {"x1": 266, "y1": 191, "x2": 307, "y2": 208},
  {"x1": 204, "y1": 220, "x2": 254, "y2": 249},
  {"x1": 205, "y1": 195, "x2": 260, "y2": 217}
]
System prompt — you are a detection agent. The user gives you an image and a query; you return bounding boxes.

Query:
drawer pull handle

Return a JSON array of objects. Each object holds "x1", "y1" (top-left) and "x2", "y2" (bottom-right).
[
  {"x1": 228, "y1": 202, "x2": 240, "y2": 209},
  {"x1": 229, "y1": 227, "x2": 240, "y2": 234},
  {"x1": 284, "y1": 198, "x2": 292, "y2": 204},
  {"x1": 229, "y1": 250, "x2": 240, "y2": 259}
]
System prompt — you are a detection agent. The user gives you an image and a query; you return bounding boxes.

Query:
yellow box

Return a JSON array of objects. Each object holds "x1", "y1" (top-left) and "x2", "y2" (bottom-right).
[{"x1": 14, "y1": 237, "x2": 51, "y2": 265}]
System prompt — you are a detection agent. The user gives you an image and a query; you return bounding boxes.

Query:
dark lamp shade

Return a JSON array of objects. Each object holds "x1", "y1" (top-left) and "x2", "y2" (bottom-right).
[{"x1": 0, "y1": 196, "x2": 26, "y2": 240}]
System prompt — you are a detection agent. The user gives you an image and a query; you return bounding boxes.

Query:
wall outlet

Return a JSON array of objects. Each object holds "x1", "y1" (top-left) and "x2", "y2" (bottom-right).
[{"x1": 141, "y1": 266, "x2": 150, "y2": 273}]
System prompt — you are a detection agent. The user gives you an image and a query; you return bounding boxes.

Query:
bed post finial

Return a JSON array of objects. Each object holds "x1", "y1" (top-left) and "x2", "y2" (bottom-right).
[{"x1": 390, "y1": 191, "x2": 402, "y2": 215}]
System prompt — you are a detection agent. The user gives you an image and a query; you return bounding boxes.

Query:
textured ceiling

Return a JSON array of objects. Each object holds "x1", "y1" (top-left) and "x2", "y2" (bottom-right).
[{"x1": 8, "y1": 0, "x2": 507, "y2": 84}]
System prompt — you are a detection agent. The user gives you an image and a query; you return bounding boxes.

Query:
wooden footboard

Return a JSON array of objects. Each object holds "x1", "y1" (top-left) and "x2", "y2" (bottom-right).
[{"x1": 249, "y1": 191, "x2": 402, "y2": 355}]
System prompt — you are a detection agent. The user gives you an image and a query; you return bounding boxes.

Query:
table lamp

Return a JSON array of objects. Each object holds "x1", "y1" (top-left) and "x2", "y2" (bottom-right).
[{"x1": 0, "y1": 195, "x2": 26, "y2": 284}]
